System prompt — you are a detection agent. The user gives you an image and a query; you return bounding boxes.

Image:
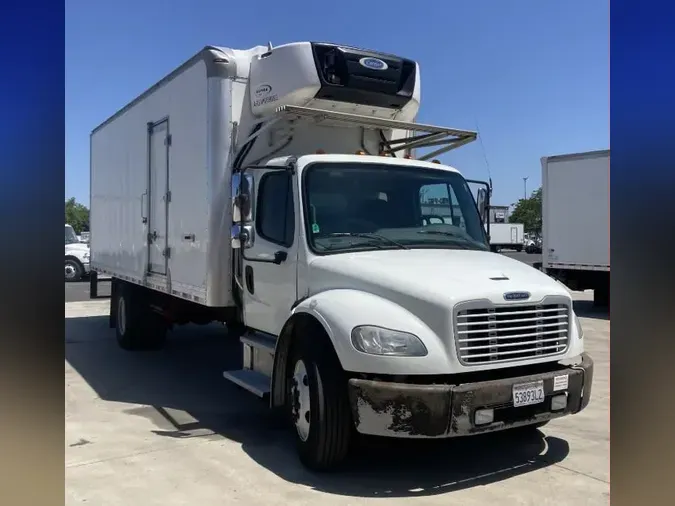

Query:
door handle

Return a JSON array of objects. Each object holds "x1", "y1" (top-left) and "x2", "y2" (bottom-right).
[
  {"x1": 273, "y1": 251, "x2": 288, "y2": 265},
  {"x1": 245, "y1": 266, "x2": 254, "y2": 294},
  {"x1": 141, "y1": 191, "x2": 148, "y2": 223}
]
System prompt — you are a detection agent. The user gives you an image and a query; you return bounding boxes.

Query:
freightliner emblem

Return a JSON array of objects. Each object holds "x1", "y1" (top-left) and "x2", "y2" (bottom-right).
[{"x1": 503, "y1": 291, "x2": 531, "y2": 301}]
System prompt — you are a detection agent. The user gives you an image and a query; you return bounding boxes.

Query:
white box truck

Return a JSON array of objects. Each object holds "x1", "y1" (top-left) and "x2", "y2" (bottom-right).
[
  {"x1": 488, "y1": 222, "x2": 524, "y2": 252},
  {"x1": 89, "y1": 42, "x2": 593, "y2": 471},
  {"x1": 541, "y1": 150, "x2": 609, "y2": 305}
]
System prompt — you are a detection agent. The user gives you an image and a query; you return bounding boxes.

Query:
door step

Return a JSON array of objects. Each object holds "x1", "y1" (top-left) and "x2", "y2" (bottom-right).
[
  {"x1": 222, "y1": 369, "x2": 270, "y2": 398},
  {"x1": 240, "y1": 331, "x2": 276, "y2": 352}
]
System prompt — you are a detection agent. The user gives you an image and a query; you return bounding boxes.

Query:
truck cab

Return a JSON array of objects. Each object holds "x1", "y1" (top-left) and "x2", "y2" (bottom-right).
[{"x1": 228, "y1": 150, "x2": 592, "y2": 470}]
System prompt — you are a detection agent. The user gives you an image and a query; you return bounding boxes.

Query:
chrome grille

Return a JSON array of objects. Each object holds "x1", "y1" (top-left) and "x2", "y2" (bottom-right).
[{"x1": 454, "y1": 301, "x2": 570, "y2": 365}]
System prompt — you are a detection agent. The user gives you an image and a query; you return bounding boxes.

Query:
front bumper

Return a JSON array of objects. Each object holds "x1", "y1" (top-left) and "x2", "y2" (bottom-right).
[{"x1": 347, "y1": 353, "x2": 594, "y2": 438}]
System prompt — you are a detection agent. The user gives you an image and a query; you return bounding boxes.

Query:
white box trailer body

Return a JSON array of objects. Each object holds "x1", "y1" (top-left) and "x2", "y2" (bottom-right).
[
  {"x1": 541, "y1": 149, "x2": 610, "y2": 304},
  {"x1": 89, "y1": 41, "x2": 594, "y2": 472},
  {"x1": 488, "y1": 222, "x2": 524, "y2": 251}
]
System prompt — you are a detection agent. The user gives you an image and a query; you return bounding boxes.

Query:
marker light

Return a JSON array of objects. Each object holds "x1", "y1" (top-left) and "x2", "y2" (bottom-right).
[
  {"x1": 316, "y1": 149, "x2": 326, "y2": 154},
  {"x1": 431, "y1": 159, "x2": 441, "y2": 164},
  {"x1": 355, "y1": 150, "x2": 366, "y2": 155}
]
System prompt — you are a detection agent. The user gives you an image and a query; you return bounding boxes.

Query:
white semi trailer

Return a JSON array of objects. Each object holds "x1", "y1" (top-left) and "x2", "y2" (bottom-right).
[
  {"x1": 541, "y1": 150, "x2": 610, "y2": 306},
  {"x1": 89, "y1": 42, "x2": 593, "y2": 471}
]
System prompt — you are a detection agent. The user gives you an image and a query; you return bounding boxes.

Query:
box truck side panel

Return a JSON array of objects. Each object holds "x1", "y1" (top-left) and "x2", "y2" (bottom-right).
[
  {"x1": 543, "y1": 152, "x2": 609, "y2": 269},
  {"x1": 90, "y1": 60, "x2": 210, "y2": 300},
  {"x1": 489, "y1": 223, "x2": 523, "y2": 246}
]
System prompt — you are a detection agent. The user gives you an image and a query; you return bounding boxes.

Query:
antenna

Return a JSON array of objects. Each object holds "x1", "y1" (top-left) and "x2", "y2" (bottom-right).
[{"x1": 474, "y1": 118, "x2": 493, "y2": 182}]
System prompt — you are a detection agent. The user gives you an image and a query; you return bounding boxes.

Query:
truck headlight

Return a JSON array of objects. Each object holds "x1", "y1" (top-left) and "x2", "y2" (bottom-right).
[
  {"x1": 574, "y1": 313, "x2": 584, "y2": 339},
  {"x1": 83, "y1": 252, "x2": 90, "y2": 260},
  {"x1": 351, "y1": 325, "x2": 428, "y2": 357}
]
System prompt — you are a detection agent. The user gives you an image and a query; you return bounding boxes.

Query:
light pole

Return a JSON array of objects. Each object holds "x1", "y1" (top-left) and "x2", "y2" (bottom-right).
[{"x1": 523, "y1": 176, "x2": 529, "y2": 199}]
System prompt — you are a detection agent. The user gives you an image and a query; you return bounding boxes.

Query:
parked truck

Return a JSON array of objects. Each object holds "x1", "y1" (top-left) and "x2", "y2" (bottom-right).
[
  {"x1": 89, "y1": 41, "x2": 593, "y2": 471},
  {"x1": 488, "y1": 222, "x2": 524, "y2": 252},
  {"x1": 65, "y1": 224, "x2": 90, "y2": 281},
  {"x1": 540, "y1": 150, "x2": 609, "y2": 306}
]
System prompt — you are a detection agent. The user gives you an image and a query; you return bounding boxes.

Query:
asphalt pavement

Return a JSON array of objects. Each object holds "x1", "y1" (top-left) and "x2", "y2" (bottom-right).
[{"x1": 64, "y1": 252, "x2": 543, "y2": 303}]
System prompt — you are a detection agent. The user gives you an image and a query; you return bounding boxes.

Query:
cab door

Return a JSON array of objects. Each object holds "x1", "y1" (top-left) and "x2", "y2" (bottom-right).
[{"x1": 235, "y1": 168, "x2": 299, "y2": 336}]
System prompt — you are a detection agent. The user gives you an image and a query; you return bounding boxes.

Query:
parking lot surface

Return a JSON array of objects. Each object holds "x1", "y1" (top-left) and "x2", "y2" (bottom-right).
[{"x1": 65, "y1": 285, "x2": 608, "y2": 505}]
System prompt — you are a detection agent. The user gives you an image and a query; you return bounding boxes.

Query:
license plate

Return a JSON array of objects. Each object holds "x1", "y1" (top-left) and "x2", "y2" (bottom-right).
[{"x1": 512, "y1": 380, "x2": 545, "y2": 407}]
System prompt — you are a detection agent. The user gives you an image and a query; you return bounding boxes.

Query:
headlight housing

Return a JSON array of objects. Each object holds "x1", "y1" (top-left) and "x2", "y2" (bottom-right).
[
  {"x1": 574, "y1": 313, "x2": 584, "y2": 339},
  {"x1": 350, "y1": 325, "x2": 428, "y2": 357}
]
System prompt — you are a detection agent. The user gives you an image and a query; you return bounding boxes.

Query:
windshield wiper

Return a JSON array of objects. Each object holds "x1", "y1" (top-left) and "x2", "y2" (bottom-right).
[
  {"x1": 416, "y1": 230, "x2": 486, "y2": 250},
  {"x1": 324, "y1": 232, "x2": 409, "y2": 250}
]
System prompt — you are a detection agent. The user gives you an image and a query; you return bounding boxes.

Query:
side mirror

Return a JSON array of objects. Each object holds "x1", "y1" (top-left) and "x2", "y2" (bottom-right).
[
  {"x1": 231, "y1": 224, "x2": 254, "y2": 249},
  {"x1": 476, "y1": 188, "x2": 488, "y2": 223},
  {"x1": 232, "y1": 173, "x2": 254, "y2": 223}
]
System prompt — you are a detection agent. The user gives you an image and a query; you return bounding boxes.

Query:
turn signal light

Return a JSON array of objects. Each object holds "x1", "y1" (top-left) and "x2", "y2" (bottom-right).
[
  {"x1": 431, "y1": 159, "x2": 441, "y2": 164},
  {"x1": 355, "y1": 150, "x2": 366, "y2": 155},
  {"x1": 316, "y1": 149, "x2": 326, "y2": 154}
]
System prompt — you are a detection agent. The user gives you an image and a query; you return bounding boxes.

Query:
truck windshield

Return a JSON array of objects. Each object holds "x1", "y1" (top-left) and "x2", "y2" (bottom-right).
[
  {"x1": 65, "y1": 225, "x2": 79, "y2": 244},
  {"x1": 303, "y1": 162, "x2": 489, "y2": 254}
]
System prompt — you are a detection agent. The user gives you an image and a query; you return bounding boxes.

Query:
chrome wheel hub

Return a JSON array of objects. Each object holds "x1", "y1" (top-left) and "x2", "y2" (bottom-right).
[
  {"x1": 291, "y1": 359, "x2": 311, "y2": 442},
  {"x1": 65, "y1": 263, "x2": 76, "y2": 279}
]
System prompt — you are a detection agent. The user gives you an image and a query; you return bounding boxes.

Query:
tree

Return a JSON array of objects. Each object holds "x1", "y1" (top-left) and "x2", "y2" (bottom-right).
[
  {"x1": 65, "y1": 198, "x2": 90, "y2": 234},
  {"x1": 509, "y1": 187, "x2": 542, "y2": 233}
]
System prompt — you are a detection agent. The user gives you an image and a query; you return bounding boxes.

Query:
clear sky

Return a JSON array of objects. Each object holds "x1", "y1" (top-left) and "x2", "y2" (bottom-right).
[{"x1": 65, "y1": 0, "x2": 608, "y2": 208}]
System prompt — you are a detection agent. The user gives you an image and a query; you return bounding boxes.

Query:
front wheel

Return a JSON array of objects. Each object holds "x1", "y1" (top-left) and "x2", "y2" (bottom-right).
[
  {"x1": 65, "y1": 259, "x2": 83, "y2": 282},
  {"x1": 287, "y1": 335, "x2": 352, "y2": 471}
]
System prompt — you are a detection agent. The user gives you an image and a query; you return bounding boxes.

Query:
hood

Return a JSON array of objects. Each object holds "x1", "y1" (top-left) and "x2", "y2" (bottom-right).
[
  {"x1": 65, "y1": 242, "x2": 90, "y2": 253},
  {"x1": 308, "y1": 248, "x2": 569, "y2": 306}
]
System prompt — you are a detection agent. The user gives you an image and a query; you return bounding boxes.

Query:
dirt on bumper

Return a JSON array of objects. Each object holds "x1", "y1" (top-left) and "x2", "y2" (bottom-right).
[{"x1": 347, "y1": 353, "x2": 594, "y2": 438}]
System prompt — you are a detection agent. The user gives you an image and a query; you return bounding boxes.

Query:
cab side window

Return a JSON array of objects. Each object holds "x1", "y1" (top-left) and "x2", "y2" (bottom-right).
[{"x1": 256, "y1": 172, "x2": 295, "y2": 247}]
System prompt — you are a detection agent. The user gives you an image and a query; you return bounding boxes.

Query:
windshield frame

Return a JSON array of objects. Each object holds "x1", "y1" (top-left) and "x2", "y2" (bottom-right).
[{"x1": 300, "y1": 161, "x2": 490, "y2": 256}]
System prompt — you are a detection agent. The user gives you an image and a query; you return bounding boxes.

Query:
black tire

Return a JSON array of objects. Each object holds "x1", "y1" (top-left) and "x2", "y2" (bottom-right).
[
  {"x1": 115, "y1": 284, "x2": 167, "y2": 351},
  {"x1": 515, "y1": 245, "x2": 523, "y2": 253},
  {"x1": 287, "y1": 332, "x2": 352, "y2": 471},
  {"x1": 65, "y1": 258, "x2": 83, "y2": 282}
]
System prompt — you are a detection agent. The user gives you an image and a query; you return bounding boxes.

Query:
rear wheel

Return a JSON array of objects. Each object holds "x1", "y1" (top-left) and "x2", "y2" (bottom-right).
[
  {"x1": 115, "y1": 283, "x2": 167, "y2": 350},
  {"x1": 287, "y1": 332, "x2": 352, "y2": 471}
]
